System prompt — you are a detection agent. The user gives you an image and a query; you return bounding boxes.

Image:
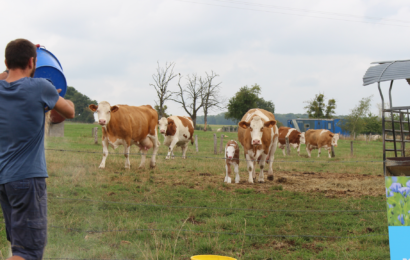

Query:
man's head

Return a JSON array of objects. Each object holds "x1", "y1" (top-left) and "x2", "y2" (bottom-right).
[
  {"x1": 89, "y1": 101, "x2": 119, "y2": 126},
  {"x1": 5, "y1": 39, "x2": 37, "y2": 77}
]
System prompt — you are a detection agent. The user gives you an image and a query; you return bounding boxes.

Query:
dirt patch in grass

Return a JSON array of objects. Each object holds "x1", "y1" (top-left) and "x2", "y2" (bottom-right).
[{"x1": 157, "y1": 170, "x2": 384, "y2": 198}]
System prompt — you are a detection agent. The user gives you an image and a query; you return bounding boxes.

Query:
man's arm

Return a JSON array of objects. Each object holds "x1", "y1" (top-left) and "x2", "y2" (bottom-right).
[
  {"x1": 53, "y1": 97, "x2": 75, "y2": 119},
  {"x1": 0, "y1": 70, "x2": 8, "y2": 80}
]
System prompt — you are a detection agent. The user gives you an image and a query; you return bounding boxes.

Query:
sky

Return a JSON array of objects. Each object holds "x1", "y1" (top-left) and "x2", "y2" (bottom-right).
[{"x1": 1, "y1": 0, "x2": 410, "y2": 117}]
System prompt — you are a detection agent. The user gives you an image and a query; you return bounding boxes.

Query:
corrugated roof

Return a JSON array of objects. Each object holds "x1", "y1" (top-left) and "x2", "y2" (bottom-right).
[{"x1": 363, "y1": 60, "x2": 410, "y2": 86}]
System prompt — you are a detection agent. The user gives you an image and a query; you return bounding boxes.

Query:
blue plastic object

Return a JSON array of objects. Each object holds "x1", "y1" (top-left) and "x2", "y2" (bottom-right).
[{"x1": 34, "y1": 47, "x2": 67, "y2": 97}]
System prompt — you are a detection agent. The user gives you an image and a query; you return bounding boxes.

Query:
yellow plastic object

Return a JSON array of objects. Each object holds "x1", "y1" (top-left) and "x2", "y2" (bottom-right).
[{"x1": 191, "y1": 255, "x2": 237, "y2": 260}]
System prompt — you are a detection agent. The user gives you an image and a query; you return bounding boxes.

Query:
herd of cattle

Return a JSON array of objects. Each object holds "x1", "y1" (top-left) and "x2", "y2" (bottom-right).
[{"x1": 88, "y1": 102, "x2": 339, "y2": 184}]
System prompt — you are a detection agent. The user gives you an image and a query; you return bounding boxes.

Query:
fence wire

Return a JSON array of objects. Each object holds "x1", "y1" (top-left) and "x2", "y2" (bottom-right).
[
  {"x1": 45, "y1": 148, "x2": 387, "y2": 163},
  {"x1": 51, "y1": 197, "x2": 385, "y2": 213}
]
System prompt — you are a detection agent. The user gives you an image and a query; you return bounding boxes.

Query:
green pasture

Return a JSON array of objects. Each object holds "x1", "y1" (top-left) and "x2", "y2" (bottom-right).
[{"x1": 0, "y1": 122, "x2": 390, "y2": 259}]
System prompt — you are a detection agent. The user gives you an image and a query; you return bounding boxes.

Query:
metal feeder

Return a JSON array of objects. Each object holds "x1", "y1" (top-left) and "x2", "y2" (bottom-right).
[{"x1": 363, "y1": 59, "x2": 410, "y2": 259}]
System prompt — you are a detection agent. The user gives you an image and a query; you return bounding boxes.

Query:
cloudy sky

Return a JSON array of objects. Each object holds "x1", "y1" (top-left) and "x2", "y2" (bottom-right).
[{"x1": 1, "y1": 0, "x2": 410, "y2": 117}]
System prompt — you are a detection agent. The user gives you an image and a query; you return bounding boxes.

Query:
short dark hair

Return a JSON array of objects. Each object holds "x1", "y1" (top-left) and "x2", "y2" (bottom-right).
[{"x1": 5, "y1": 39, "x2": 37, "y2": 70}]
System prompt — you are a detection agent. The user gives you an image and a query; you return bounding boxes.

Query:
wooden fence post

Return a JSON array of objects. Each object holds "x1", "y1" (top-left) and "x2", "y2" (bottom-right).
[
  {"x1": 331, "y1": 145, "x2": 335, "y2": 158},
  {"x1": 195, "y1": 135, "x2": 199, "y2": 153},
  {"x1": 220, "y1": 134, "x2": 224, "y2": 153},
  {"x1": 285, "y1": 137, "x2": 290, "y2": 156},
  {"x1": 213, "y1": 134, "x2": 217, "y2": 155},
  {"x1": 94, "y1": 127, "x2": 98, "y2": 144},
  {"x1": 350, "y1": 141, "x2": 353, "y2": 156}
]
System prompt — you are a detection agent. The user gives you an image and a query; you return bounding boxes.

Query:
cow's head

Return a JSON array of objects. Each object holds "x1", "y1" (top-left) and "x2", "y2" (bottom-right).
[
  {"x1": 331, "y1": 133, "x2": 340, "y2": 147},
  {"x1": 158, "y1": 117, "x2": 176, "y2": 136},
  {"x1": 299, "y1": 132, "x2": 306, "y2": 144},
  {"x1": 226, "y1": 142, "x2": 237, "y2": 159},
  {"x1": 89, "y1": 101, "x2": 119, "y2": 126},
  {"x1": 238, "y1": 116, "x2": 276, "y2": 145}
]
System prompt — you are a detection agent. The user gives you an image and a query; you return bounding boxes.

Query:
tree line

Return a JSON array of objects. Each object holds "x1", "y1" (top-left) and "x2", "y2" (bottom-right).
[{"x1": 66, "y1": 61, "x2": 383, "y2": 136}]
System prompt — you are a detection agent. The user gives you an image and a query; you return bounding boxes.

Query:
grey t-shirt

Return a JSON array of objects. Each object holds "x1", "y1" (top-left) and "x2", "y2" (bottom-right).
[{"x1": 0, "y1": 77, "x2": 59, "y2": 184}]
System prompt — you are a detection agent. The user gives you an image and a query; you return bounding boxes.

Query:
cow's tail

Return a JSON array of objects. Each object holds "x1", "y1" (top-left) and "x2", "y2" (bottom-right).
[{"x1": 191, "y1": 136, "x2": 194, "y2": 145}]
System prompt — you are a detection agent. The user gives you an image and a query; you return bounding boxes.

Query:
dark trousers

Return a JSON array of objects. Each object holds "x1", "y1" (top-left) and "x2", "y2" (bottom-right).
[{"x1": 0, "y1": 178, "x2": 47, "y2": 260}]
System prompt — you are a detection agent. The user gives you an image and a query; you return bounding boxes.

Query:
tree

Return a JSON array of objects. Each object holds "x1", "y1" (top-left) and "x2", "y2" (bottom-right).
[
  {"x1": 65, "y1": 86, "x2": 97, "y2": 123},
  {"x1": 340, "y1": 96, "x2": 373, "y2": 136},
  {"x1": 362, "y1": 113, "x2": 382, "y2": 134},
  {"x1": 150, "y1": 62, "x2": 177, "y2": 118},
  {"x1": 304, "y1": 93, "x2": 336, "y2": 118},
  {"x1": 154, "y1": 105, "x2": 171, "y2": 118},
  {"x1": 225, "y1": 84, "x2": 274, "y2": 123},
  {"x1": 200, "y1": 71, "x2": 224, "y2": 131},
  {"x1": 171, "y1": 74, "x2": 204, "y2": 127}
]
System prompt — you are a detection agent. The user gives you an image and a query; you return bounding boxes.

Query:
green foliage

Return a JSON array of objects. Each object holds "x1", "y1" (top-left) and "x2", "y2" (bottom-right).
[
  {"x1": 65, "y1": 86, "x2": 97, "y2": 123},
  {"x1": 195, "y1": 124, "x2": 212, "y2": 131},
  {"x1": 304, "y1": 93, "x2": 337, "y2": 119},
  {"x1": 340, "y1": 96, "x2": 373, "y2": 136},
  {"x1": 155, "y1": 105, "x2": 170, "y2": 118},
  {"x1": 362, "y1": 113, "x2": 382, "y2": 134},
  {"x1": 225, "y1": 84, "x2": 275, "y2": 122}
]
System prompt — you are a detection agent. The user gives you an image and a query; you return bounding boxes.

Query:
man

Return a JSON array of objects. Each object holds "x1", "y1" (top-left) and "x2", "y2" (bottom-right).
[{"x1": 0, "y1": 39, "x2": 75, "y2": 260}]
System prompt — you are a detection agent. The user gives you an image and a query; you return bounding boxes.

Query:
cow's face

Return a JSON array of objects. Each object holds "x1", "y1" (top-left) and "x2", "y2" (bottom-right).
[
  {"x1": 226, "y1": 144, "x2": 236, "y2": 159},
  {"x1": 158, "y1": 117, "x2": 168, "y2": 134},
  {"x1": 331, "y1": 134, "x2": 340, "y2": 147},
  {"x1": 239, "y1": 116, "x2": 276, "y2": 145},
  {"x1": 299, "y1": 132, "x2": 306, "y2": 144},
  {"x1": 88, "y1": 101, "x2": 119, "y2": 126}
]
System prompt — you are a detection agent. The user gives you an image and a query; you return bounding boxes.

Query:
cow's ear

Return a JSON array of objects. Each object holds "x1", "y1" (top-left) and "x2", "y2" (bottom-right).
[
  {"x1": 89, "y1": 104, "x2": 98, "y2": 112},
  {"x1": 329, "y1": 133, "x2": 334, "y2": 137},
  {"x1": 238, "y1": 121, "x2": 250, "y2": 129},
  {"x1": 264, "y1": 120, "x2": 276, "y2": 128},
  {"x1": 110, "y1": 106, "x2": 119, "y2": 113}
]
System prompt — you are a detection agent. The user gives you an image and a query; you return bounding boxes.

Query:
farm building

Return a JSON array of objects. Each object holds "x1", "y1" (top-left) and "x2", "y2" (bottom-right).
[{"x1": 287, "y1": 118, "x2": 349, "y2": 135}]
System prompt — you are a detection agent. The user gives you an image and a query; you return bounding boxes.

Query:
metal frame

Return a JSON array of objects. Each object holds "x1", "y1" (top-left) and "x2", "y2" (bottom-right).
[{"x1": 378, "y1": 80, "x2": 410, "y2": 175}]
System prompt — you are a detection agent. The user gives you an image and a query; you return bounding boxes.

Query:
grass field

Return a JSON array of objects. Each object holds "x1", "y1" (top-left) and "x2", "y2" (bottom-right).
[{"x1": 0, "y1": 122, "x2": 390, "y2": 259}]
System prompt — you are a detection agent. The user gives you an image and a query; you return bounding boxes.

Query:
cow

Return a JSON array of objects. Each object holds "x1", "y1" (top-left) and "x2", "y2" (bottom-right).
[
  {"x1": 305, "y1": 129, "x2": 339, "y2": 158},
  {"x1": 88, "y1": 102, "x2": 159, "y2": 169},
  {"x1": 277, "y1": 127, "x2": 305, "y2": 156},
  {"x1": 217, "y1": 128, "x2": 222, "y2": 132},
  {"x1": 158, "y1": 116, "x2": 194, "y2": 159},
  {"x1": 224, "y1": 140, "x2": 240, "y2": 184},
  {"x1": 238, "y1": 109, "x2": 279, "y2": 183}
]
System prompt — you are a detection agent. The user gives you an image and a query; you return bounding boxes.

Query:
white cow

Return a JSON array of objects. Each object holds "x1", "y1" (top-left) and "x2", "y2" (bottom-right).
[
  {"x1": 158, "y1": 116, "x2": 194, "y2": 159},
  {"x1": 224, "y1": 140, "x2": 240, "y2": 184}
]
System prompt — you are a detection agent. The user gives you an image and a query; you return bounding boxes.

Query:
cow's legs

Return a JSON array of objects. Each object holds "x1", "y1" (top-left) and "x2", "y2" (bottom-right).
[
  {"x1": 166, "y1": 138, "x2": 178, "y2": 160},
  {"x1": 297, "y1": 144, "x2": 301, "y2": 156},
  {"x1": 252, "y1": 161, "x2": 257, "y2": 181},
  {"x1": 124, "y1": 144, "x2": 131, "y2": 169},
  {"x1": 139, "y1": 150, "x2": 147, "y2": 168},
  {"x1": 181, "y1": 144, "x2": 189, "y2": 159},
  {"x1": 328, "y1": 148, "x2": 332, "y2": 158},
  {"x1": 317, "y1": 147, "x2": 321, "y2": 157},
  {"x1": 171, "y1": 150, "x2": 175, "y2": 159},
  {"x1": 267, "y1": 136, "x2": 278, "y2": 180},
  {"x1": 306, "y1": 145, "x2": 311, "y2": 158},
  {"x1": 258, "y1": 153, "x2": 267, "y2": 183},
  {"x1": 147, "y1": 129, "x2": 159, "y2": 168},
  {"x1": 234, "y1": 163, "x2": 240, "y2": 184},
  {"x1": 245, "y1": 154, "x2": 254, "y2": 184},
  {"x1": 99, "y1": 138, "x2": 109, "y2": 169},
  {"x1": 224, "y1": 163, "x2": 232, "y2": 183}
]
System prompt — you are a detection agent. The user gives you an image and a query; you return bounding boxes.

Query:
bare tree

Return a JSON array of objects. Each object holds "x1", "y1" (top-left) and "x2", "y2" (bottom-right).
[
  {"x1": 171, "y1": 74, "x2": 204, "y2": 127},
  {"x1": 200, "y1": 71, "x2": 224, "y2": 131},
  {"x1": 150, "y1": 61, "x2": 177, "y2": 118}
]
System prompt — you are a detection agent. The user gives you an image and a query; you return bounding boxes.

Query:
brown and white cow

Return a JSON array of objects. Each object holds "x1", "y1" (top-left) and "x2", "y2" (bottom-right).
[
  {"x1": 224, "y1": 140, "x2": 240, "y2": 184},
  {"x1": 305, "y1": 129, "x2": 339, "y2": 158},
  {"x1": 89, "y1": 102, "x2": 159, "y2": 169},
  {"x1": 277, "y1": 127, "x2": 305, "y2": 156},
  {"x1": 158, "y1": 116, "x2": 194, "y2": 159},
  {"x1": 238, "y1": 109, "x2": 279, "y2": 183}
]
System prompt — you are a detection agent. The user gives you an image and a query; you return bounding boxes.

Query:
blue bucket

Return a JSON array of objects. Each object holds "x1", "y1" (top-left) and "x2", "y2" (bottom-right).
[{"x1": 34, "y1": 47, "x2": 67, "y2": 97}]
